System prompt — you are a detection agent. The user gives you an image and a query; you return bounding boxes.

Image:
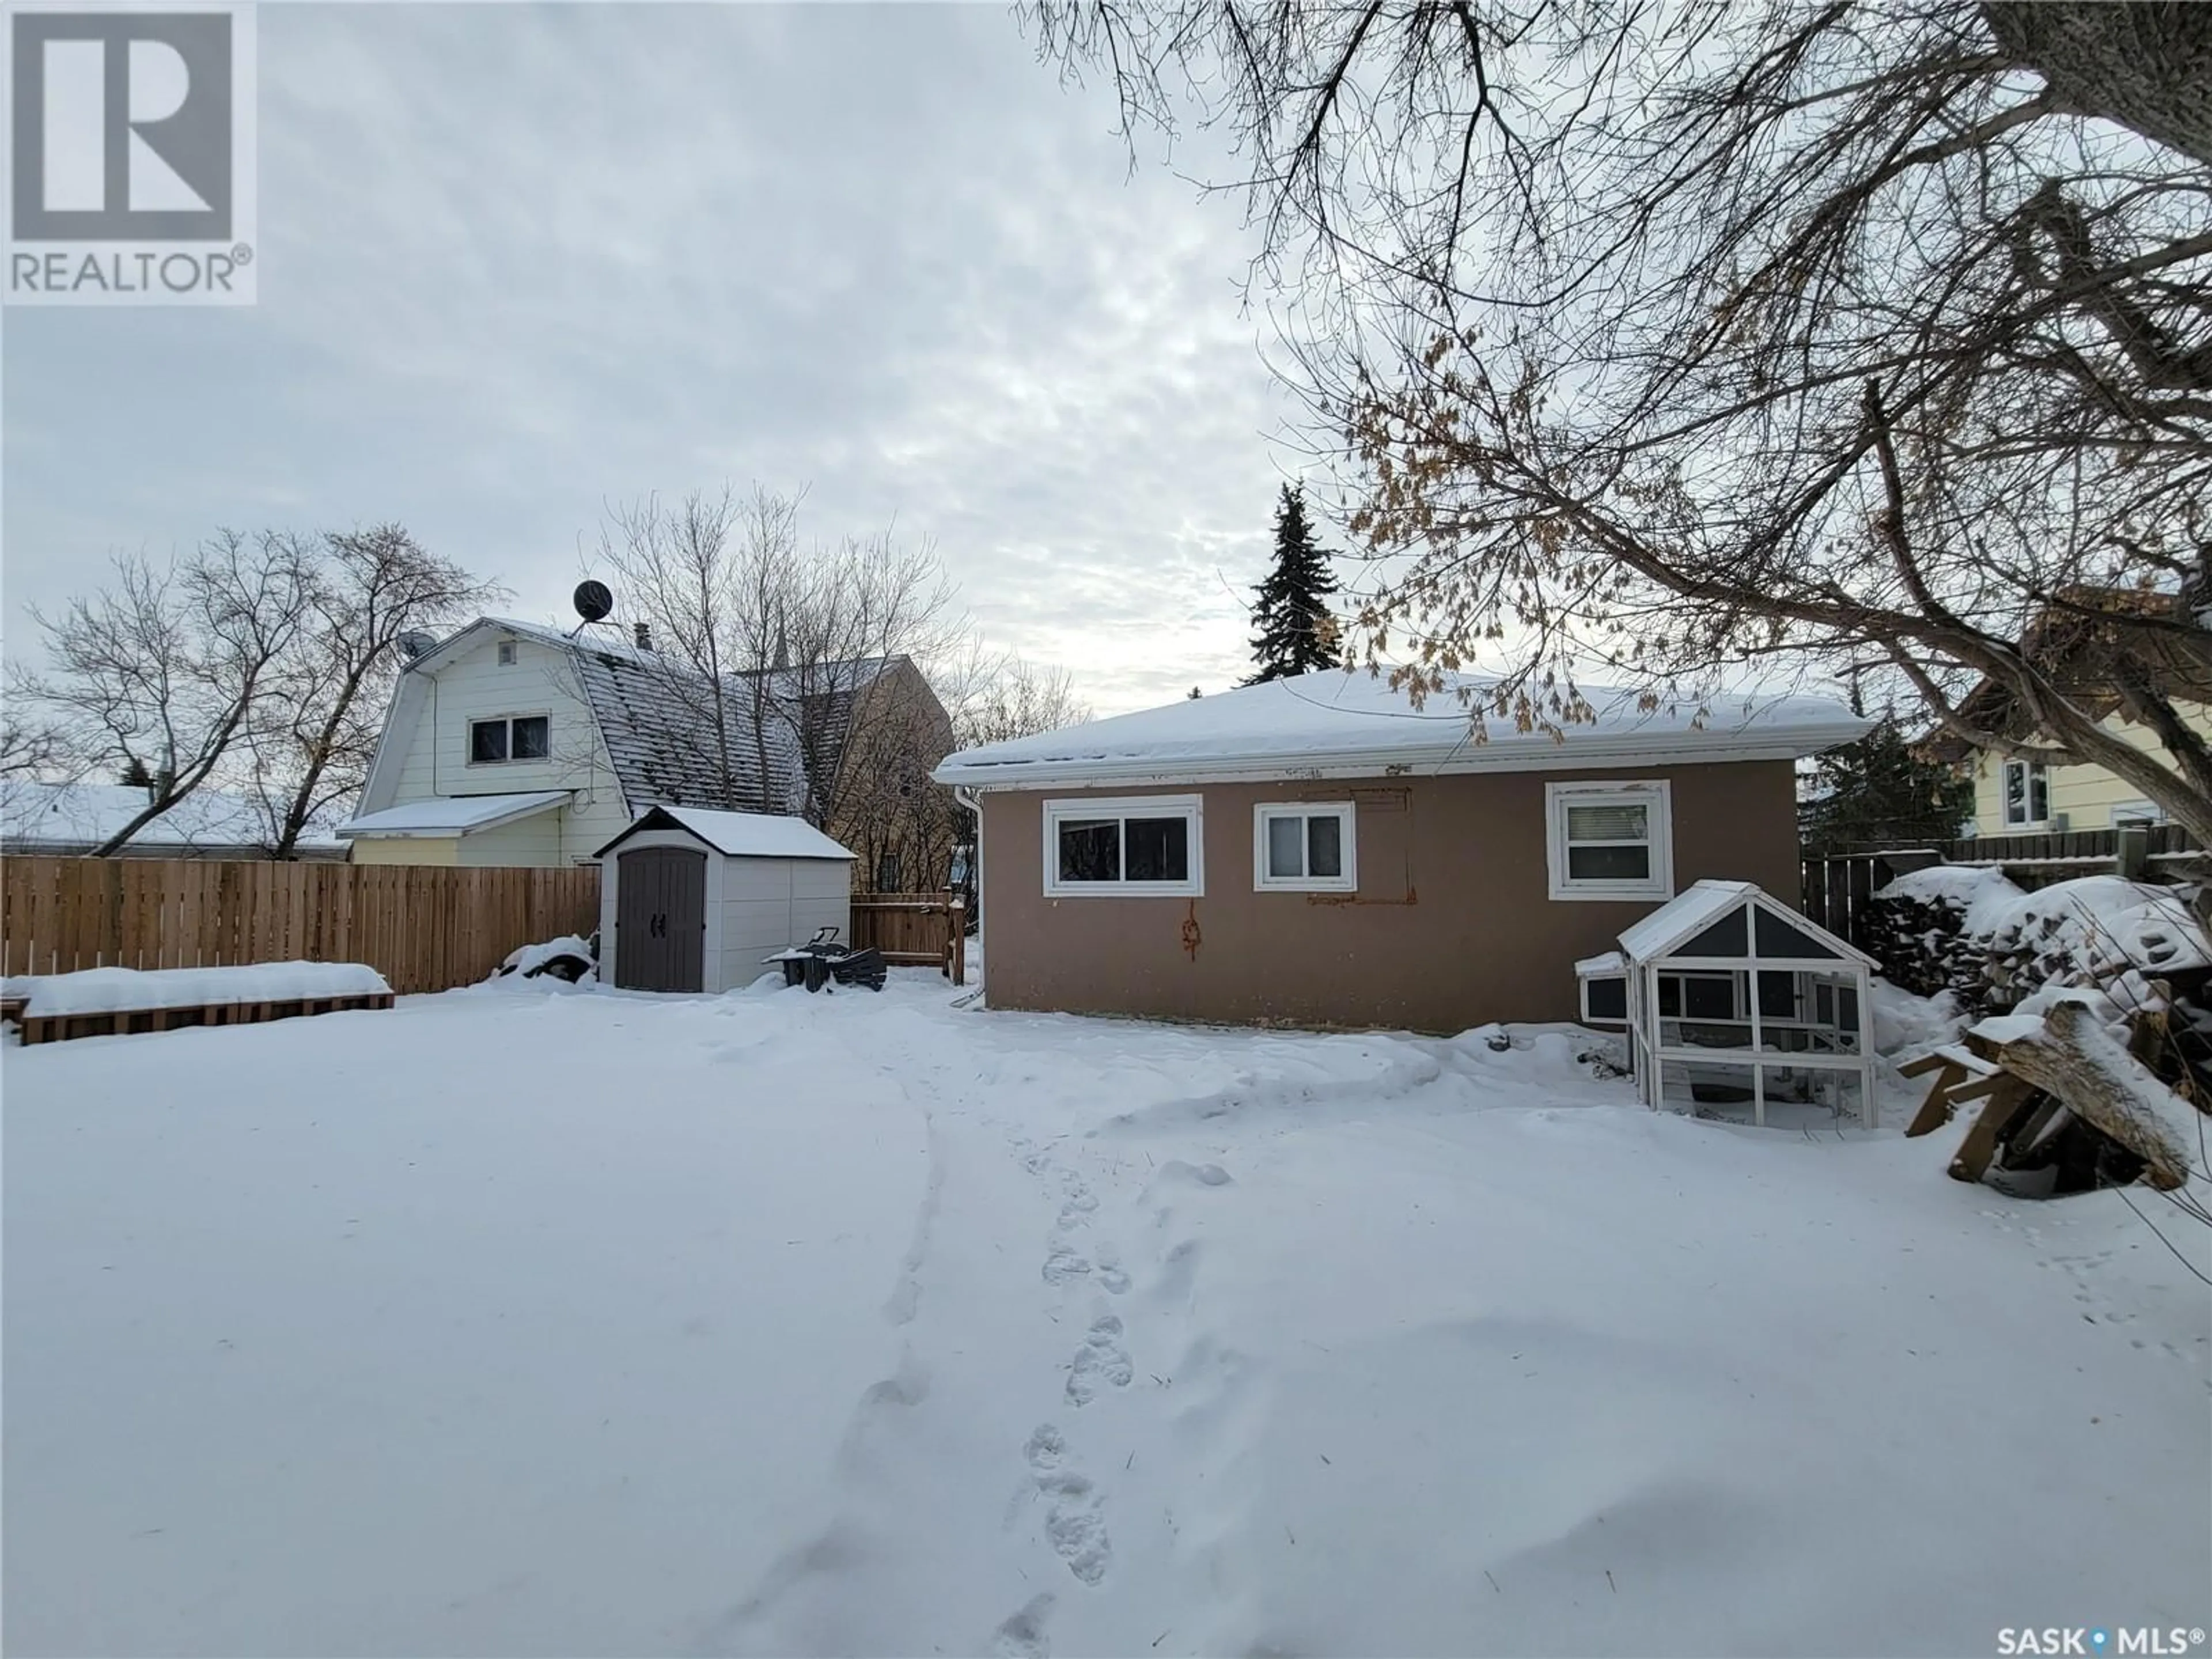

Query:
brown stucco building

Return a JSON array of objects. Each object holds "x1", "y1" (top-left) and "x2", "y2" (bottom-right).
[{"x1": 937, "y1": 671, "x2": 1867, "y2": 1034}]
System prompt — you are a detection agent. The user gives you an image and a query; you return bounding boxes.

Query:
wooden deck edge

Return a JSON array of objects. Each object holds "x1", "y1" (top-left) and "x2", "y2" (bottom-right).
[{"x1": 14, "y1": 990, "x2": 396, "y2": 1046}]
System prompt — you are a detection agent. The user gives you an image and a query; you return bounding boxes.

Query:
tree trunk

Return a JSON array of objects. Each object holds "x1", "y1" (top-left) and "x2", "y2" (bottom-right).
[
  {"x1": 1981, "y1": 2, "x2": 2212, "y2": 166},
  {"x1": 1992, "y1": 1001, "x2": 2199, "y2": 1190}
]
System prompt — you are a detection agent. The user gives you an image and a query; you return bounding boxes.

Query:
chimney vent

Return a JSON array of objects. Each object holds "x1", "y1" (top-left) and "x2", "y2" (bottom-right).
[{"x1": 633, "y1": 622, "x2": 653, "y2": 651}]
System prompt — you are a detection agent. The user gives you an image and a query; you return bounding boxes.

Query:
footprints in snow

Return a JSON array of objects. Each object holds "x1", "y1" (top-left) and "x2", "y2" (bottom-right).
[
  {"x1": 1041, "y1": 1239, "x2": 1091, "y2": 1285},
  {"x1": 992, "y1": 1593, "x2": 1055, "y2": 1658},
  {"x1": 1043, "y1": 1238, "x2": 1131, "y2": 1295},
  {"x1": 1094, "y1": 1241, "x2": 1132, "y2": 1296},
  {"x1": 1025, "y1": 1423, "x2": 1113, "y2": 1585},
  {"x1": 1038, "y1": 1168, "x2": 1127, "y2": 1291},
  {"x1": 1056, "y1": 1188, "x2": 1099, "y2": 1230},
  {"x1": 1066, "y1": 1314, "x2": 1133, "y2": 1406},
  {"x1": 1010, "y1": 1135, "x2": 1233, "y2": 1611}
]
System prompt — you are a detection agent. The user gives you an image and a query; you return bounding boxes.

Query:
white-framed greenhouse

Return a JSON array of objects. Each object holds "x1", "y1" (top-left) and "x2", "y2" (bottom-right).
[{"x1": 1576, "y1": 880, "x2": 1879, "y2": 1129}]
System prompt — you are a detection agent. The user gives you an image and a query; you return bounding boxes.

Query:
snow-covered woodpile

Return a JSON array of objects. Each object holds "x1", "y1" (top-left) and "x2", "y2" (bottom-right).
[
  {"x1": 1883, "y1": 870, "x2": 2211, "y2": 1195},
  {"x1": 1866, "y1": 869, "x2": 2211, "y2": 1017}
]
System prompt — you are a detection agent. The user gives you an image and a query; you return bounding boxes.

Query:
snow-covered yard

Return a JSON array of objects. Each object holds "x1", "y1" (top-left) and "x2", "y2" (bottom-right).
[{"x1": 5, "y1": 968, "x2": 2207, "y2": 1657}]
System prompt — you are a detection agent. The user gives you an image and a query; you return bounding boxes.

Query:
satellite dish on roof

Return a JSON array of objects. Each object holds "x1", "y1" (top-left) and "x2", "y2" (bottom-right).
[
  {"x1": 396, "y1": 630, "x2": 437, "y2": 662},
  {"x1": 573, "y1": 580, "x2": 614, "y2": 623}
]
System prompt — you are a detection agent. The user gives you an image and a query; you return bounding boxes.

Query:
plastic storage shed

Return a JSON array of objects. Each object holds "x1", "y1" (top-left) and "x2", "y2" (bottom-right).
[{"x1": 594, "y1": 806, "x2": 855, "y2": 993}]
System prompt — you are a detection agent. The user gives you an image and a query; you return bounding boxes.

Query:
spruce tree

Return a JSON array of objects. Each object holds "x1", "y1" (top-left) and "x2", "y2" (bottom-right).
[
  {"x1": 1800, "y1": 715, "x2": 1973, "y2": 851},
  {"x1": 1245, "y1": 484, "x2": 1341, "y2": 684}
]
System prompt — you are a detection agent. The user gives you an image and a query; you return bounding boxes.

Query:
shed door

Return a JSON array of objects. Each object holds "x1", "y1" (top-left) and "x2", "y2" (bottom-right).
[{"x1": 615, "y1": 847, "x2": 707, "y2": 992}]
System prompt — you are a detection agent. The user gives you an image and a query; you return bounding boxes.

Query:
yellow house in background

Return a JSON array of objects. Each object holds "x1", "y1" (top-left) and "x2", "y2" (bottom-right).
[
  {"x1": 1960, "y1": 706, "x2": 2212, "y2": 835},
  {"x1": 1929, "y1": 586, "x2": 2211, "y2": 838}
]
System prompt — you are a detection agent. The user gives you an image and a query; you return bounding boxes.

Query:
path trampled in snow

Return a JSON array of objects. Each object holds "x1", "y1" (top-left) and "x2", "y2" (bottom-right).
[{"x1": 5, "y1": 970, "x2": 2207, "y2": 1657}]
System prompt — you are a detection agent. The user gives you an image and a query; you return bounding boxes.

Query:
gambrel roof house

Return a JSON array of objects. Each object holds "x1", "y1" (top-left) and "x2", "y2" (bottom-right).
[
  {"x1": 342, "y1": 617, "x2": 937, "y2": 869},
  {"x1": 935, "y1": 668, "x2": 1868, "y2": 1033}
]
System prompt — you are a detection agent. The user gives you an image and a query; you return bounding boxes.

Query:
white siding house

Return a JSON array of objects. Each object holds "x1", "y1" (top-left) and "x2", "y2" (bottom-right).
[
  {"x1": 344, "y1": 623, "x2": 633, "y2": 865},
  {"x1": 343, "y1": 618, "x2": 806, "y2": 868}
]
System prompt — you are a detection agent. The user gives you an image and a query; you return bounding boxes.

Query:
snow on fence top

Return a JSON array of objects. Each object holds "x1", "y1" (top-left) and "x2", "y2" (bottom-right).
[
  {"x1": 19, "y1": 961, "x2": 391, "y2": 1018},
  {"x1": 934, "y1": 668, "x2": 1869, "y2": 787}
]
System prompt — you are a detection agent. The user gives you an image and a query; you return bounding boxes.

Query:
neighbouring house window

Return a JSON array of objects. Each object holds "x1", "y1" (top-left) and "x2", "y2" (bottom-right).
[
  {"x1": 1042, "y1": 794, "x2": 1203, "y2": 896},
  {"x1": 470, "y1": 715, "x2": 550, "y2": 765},
  {"x1": 1545, "y1": 781, "x2": 1673, "y2": 900},
  {"x1": 2001, "y1": 759, "x2": 2049, "y2": 827},
  {"x1": 497, "y1": 641, "x2": 517, "y2": 666},
  {"x1": 2113, "y1": 800, "x2": 2166, "y2": 828},
  {"x1": 1252, "y1": 802, "x2": 1356, "y2": 892},
  {"x1": 876, "y1": 853, "x2": 903, "y2": 892}
]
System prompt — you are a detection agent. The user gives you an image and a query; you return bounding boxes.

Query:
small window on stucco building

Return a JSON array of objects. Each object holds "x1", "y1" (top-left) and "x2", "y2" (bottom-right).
[
  {"x1": 1545, "y1": 781, "x2": 1673, "y2": 901},
  {"x1": 1252, "y1": 802, "x2": 1357, "y2": 892}
]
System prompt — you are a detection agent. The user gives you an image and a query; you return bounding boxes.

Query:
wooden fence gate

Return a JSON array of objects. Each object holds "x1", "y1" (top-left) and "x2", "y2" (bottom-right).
[
  {"x1": 1, "y1": 857, "x2": 601, "y2": 994},
  {"x1": 849, "y1": 892, "x2": 967, "y2": 985}
]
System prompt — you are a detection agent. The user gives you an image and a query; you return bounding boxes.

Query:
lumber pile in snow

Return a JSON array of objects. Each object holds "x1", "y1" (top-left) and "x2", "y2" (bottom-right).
[
  {"x1": 1987, "y1": 1001, "x2": 2196, "y2": 1189},
  {"x1": 1867, "y1": 869, "x2": 2212, "y2": 1014},
  {"x1": 1906, "y1": 993, "x2": 2206, "y2": 1193}
]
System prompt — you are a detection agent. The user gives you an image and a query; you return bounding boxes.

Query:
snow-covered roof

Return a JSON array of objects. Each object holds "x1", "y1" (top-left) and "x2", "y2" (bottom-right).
[
  {"x1": 1615, "y1": 879, "x2": 1874, "y2": 967},
  {"x1": 933, "y1": 670, "x2": 1870, "y2": 789},
  {"x1": 389, "y1": 618, "x2": 902, "y2": 820},
  {"x1": 1616, "y1": 881, "x2": 1761, "y2": 961},
  {"x1": 338, "y1": 791, "x2": 571, "y2": 839},
  {"x1": 594, "y1": 805, "x2": 856, "y2": 861},
  {"x1": 0, "y1": 782, "x2": 343, "y2": 853}
]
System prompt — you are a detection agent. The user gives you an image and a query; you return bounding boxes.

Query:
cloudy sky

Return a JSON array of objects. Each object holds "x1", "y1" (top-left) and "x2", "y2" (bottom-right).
[{"x1": 3, "y1": 2, "x2": 1305, "y2": 715}]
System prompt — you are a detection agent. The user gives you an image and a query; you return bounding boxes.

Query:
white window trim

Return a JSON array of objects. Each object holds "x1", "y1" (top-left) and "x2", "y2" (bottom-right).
[
  {"x1": 1999, "y1": 758, "x2": 2050, "y2": 828},
  {"x1": 467, "y1": 711, "x2": 553, "y2": 767},
  {"x1": 1042, "y1": 794, "x2": 1205, "y2": 897},
  {"x1": 496, "y1": 640, "x2": 518, "y2": 666},
  {"x1": 1545, "y1": 779, "x2": 1674, "y2": 902},
  {"x1": 1252, "y1": 801, "x2": 1357, "y2": 892}
]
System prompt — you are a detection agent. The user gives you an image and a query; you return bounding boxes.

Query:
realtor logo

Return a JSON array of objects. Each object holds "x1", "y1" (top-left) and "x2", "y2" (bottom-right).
[{"x1": 5, "y1": 2, "x2": 257, "y2": 304}]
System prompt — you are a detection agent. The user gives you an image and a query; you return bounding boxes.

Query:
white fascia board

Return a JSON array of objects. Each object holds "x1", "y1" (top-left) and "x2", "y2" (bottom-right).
[
  {"x1": 938, "y1": 727, "x2": 1868, "y2": 792},
  {"x1": 403, "y1": 617, "x2": 505, "y2": 676},
  {"x1": 340, "y1": 791, "x2": 571, "y2": 839}
]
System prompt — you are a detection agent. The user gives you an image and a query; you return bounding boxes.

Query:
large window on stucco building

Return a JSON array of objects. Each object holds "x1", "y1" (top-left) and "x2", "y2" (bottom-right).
[{"x1": 1043, "y1": 796, "x2": 1203, "y2": 897}]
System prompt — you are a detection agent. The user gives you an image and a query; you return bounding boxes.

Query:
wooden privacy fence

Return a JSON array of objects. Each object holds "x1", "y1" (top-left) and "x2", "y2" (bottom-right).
[
  {"x1": 1803, "y1": 824, "x2": 2209, "y2": 953},
  {"x1": 1800, "y1": 847, "x2": 1941, "y2": 950},
  {"x1": 1942, "y1": 822, "x2": 2200, "y2": 878},
  {"x1": 850, "y1": 892, "x2": 966, "y2": 984},
  {"x1": 1, "y1": 858, "x2": 601, "y2": 994}
]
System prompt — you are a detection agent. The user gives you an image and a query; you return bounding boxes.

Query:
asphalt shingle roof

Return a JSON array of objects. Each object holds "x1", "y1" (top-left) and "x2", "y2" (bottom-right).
[{"x1": 473, "y1": 619, "x2": 891, "y2": 816}]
